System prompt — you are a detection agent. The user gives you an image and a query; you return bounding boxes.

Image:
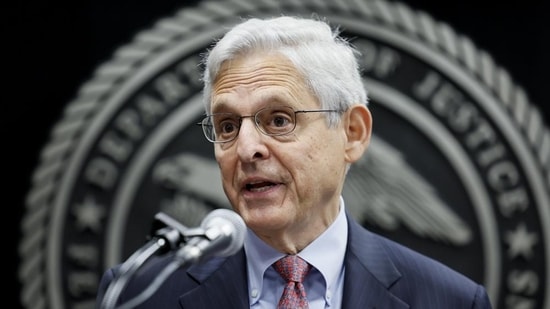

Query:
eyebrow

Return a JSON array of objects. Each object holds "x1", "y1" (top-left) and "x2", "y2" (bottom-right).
[{"x1": 210, "y1": 94, "x2": 293, "y2": 114}]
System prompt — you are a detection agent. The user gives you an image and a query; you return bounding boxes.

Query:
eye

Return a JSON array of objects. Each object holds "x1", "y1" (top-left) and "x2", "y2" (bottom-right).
[
  {"x1": 259, "y1": 107, "x2": 295, "y2": 134},
  {"x1": 219, "y1": 119, "x2": 238, "y2": 133},
  {"x1": 271, "y1": 113, "x2": 292, "y2": 127},
  {"x1": 213, "y1": 115, "x2": 240, "y2": 138}
]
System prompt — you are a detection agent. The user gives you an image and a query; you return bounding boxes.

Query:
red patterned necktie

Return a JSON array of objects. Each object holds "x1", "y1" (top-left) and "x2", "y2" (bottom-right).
[{"x1": 273, "y1": 255, "x2": 312, "y2": 309}]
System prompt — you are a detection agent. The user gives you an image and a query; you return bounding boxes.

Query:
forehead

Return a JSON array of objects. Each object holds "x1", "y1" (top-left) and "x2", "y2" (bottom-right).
[{"x1": 211, "y1": 53, "x2": 316, "y2": 111}]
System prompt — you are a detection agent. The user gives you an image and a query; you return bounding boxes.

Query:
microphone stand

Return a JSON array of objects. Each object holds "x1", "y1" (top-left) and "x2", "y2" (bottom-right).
[
  {"x1": 100, "y1": 208, "x2": 245, "y2": 309},
  {"x1": 99, "y1": 213, "x2": 191, "y2": 309},
  {"x1": 100, "y1": 238, "x2": 167, "y2": 309},
  {"x1": 110, "y1": 249, "x2": 195, "y2": 309},
  {"x1": 104, "y1": 227, "x2": 212, "y2": 309}
]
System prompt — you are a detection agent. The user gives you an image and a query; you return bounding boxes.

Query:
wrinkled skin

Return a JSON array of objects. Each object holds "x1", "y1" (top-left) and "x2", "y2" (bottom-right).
[{"x1": 211, "y1": 52, "x2": 372, "y2": 254}]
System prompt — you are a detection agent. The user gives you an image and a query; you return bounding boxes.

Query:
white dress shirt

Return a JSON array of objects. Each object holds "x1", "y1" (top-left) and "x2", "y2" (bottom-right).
[{"x1": 245, "y1": 197, "x2": 348, "y2": 308}]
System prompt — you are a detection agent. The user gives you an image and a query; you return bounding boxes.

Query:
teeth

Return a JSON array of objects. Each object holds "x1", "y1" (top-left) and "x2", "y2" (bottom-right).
[
  {"x1": 249, "y1": 185, "x2": 271, "y2": 192},
  {"x1": 246, "y1": 182, "x2": 274, "y2": 192}
]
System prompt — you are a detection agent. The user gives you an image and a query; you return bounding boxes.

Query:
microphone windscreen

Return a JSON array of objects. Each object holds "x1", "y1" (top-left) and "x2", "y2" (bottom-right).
[{"x1": 201, "y1": 208, "x2": 246, "y2": 257}]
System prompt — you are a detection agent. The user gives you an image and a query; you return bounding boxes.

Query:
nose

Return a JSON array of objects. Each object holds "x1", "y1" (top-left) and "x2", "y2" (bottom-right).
[{"x1": 235, "y1": 117, "x2": 268, "y2": 162}]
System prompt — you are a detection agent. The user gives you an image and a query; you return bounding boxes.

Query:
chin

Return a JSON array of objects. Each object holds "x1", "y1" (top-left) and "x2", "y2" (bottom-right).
[{"x1": 247, "y1": 210, "x2": 289, "y2": 229}]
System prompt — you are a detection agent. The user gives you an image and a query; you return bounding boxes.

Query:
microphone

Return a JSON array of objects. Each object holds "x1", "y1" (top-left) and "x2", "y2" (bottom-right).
[
  {"x1": 101, "y1": 209, "x2": 246, "y2": 309},
  {"x1": 174, "y1": 208, "x2": 246, "y2": 264},
  {"x1": 148, "y1": 212, "x2": 190, "y2": 254}
]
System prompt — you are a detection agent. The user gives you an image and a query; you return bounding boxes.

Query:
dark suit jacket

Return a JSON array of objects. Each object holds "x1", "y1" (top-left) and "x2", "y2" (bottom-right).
[{"x1": 97, "y1": 212, "x2": 493, "y2": 308}]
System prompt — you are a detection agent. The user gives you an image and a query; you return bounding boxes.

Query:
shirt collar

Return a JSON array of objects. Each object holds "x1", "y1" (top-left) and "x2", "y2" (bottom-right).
[
  {"x1": 299, "y1": 197, "x2": 348, "y2": 293},
  {"x1": 244, "y1": 197, "x2": 348, "y2": 300}
]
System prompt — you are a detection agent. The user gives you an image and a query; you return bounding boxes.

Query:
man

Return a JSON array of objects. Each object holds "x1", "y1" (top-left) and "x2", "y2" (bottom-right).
[{"x1": 97, "y1": 15, "x2": 493, "y2": 308}]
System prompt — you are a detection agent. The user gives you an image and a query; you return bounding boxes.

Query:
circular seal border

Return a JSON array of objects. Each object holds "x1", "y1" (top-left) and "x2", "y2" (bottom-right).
[{"x1": 19, "y1": 0, "x2": 550, "y2": 308}]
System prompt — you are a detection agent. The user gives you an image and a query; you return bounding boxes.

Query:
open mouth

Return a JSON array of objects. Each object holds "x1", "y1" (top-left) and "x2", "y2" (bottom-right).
[{"x1": 245, "y1": 181, "x2": 276, "y2": 192}]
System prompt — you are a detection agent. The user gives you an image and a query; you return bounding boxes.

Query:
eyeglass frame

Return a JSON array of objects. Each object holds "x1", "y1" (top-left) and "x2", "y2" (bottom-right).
[{"x1": 197, "y1": 106, "x2": 343, "y2": 143}]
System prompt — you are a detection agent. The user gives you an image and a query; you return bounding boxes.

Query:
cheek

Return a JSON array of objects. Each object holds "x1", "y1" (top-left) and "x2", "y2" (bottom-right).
[
  {"x1": 306, "y1": 133, "x2": 342, "y2": 163},
  {"x1": 290, "y1": 138, "x2": 337, "y2": 185},
  {"x1": 308, "y1": 136, "x2": 346, "y2": 179},
  {"x1": 215, "y1": 151, "x2": 234, "y2": 186}
]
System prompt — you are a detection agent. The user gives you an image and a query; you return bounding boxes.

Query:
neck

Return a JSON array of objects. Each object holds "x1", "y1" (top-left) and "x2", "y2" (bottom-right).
[{"x1": 254, "y1": 204, "x2": 340, "y2": 254}]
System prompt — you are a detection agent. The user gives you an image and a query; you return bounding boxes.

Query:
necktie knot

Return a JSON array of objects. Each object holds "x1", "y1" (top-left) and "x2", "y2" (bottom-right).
[
  {"x1": 273, "y1": 255, "x2": 311, "y2": 308},
  {"x1": 274, "y1": 255, "x2": 311, "y2": 283}
]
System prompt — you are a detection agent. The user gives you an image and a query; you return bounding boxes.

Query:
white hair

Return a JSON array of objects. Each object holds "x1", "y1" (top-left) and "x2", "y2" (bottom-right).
[{"x1": 201, "y1": 15, "x2": 368, "y2": 127}]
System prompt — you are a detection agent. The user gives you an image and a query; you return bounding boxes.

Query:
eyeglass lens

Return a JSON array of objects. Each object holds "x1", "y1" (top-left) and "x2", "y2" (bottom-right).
[{"x1": 203, "y1": 106, "x2": 297, "y2": 142}]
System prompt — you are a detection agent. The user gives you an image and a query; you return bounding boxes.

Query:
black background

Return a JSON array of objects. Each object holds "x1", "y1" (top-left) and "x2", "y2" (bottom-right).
[{"x1": 8, "y1": 0, "x2": 549, "y2": 308}]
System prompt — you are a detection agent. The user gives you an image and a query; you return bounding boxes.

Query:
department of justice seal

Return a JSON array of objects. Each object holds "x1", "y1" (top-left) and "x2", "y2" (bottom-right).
[{"x1": 19, "y1": 0, "x2": 550, "y2": 308}]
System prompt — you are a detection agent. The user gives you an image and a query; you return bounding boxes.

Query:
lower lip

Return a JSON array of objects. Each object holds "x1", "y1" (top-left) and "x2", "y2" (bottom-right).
[{"x1": 242, "y1": 183, "x2": 280, "y2": 199}]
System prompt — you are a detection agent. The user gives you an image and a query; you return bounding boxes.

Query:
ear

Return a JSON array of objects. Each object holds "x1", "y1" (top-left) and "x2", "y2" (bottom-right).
[{"x1": 343, "y1": 104, "x2": 372, "y2": 163}]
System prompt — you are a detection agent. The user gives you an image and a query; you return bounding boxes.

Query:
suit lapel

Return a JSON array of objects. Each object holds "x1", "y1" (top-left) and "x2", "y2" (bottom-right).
[
  {"x1": 342, "y1": 213, "x2": 409, "y2": 309},
  {"x1": 176, "y1": 213, "x2": 410, "y2": 308},
  {"x1": 178, "y1": 250, "x2": 249, "y2": 309}
]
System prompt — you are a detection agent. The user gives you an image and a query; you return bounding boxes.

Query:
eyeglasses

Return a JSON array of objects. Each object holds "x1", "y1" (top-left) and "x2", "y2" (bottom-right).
[{"x1": 198, "y1": 106, "x2": 341, "y2": 143}]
